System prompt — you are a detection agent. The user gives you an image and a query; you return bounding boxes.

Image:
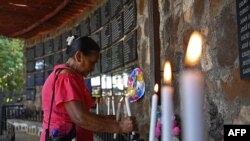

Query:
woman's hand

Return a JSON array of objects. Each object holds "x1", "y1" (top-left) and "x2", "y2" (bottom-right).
[{"x1": 118, "y1": 116, "x2": 137, "y2": 133}]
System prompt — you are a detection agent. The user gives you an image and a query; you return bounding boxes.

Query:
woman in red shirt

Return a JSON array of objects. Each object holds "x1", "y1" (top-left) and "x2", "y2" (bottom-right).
[{"x1": 40, "y1": 36, "x2": 136, "y2": 141}]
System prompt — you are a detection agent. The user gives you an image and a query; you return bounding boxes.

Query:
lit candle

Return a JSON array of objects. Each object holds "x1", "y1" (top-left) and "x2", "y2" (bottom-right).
[
  {"x1": 180, "y1": 31, "x2": 204, "y2": 141},
  {"x1": 112, "y1": 96, "x2": 116, "y2": 115},
  {"x1": 161, "y1": 61, "x2": 174, "y2": 141},
  {"x1": 114, "y1": 97, "x2": 124, "y2": 139},
  {"x1": 149, "y1": 84, "x2": 159, "y2": 141}
]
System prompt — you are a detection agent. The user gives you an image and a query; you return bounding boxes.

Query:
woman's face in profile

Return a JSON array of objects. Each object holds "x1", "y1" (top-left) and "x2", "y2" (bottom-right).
[{"x1": 78, "y1": 52, "x2": 100, "y2": 77}]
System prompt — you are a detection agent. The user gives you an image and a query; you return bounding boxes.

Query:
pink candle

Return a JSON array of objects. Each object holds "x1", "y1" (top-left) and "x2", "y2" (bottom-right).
[
  {"x1": 180, "y1": 31, "x2": 204, "y2": 141},
  {"x1": 161, "y1": 61, "x2": 174, "y2": 141}
]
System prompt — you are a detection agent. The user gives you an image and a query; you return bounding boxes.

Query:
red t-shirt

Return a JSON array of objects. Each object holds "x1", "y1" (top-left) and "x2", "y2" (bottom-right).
[{"x1": 40, "y1": 64, "x2": 94, "y2": 141}]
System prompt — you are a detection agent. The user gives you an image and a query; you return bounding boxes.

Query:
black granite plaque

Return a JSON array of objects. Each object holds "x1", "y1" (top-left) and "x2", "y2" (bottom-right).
[
  {"x1": 72, "y1": 25, "x2": 81, "y2": 36},
  {"x1": 90, "y1": 32, "x2": 101, "y2": 47},
  {"x1": 54, "y1": 35, "x2": 62, "y2": 52},
  {"x1": 26, "y1": 73, "x2": 35, "y2": 87},
  {"x1": 62, "y1": 31, "x2": 72, "y2": 49},
  {"x1": 111, "y1": 14, "x2": 123, "y2": 43},
  {"x1": 44, "y1": 39, "x2": 54, "y2": 54},
  {"x1": 80, "y1": 19, "x2": 90, "y2": 36},
  {"x1": 27, "y1": 61, "x2": 35, "y2": 72},
  {"x1": 92, "y1": 58, "x2": 101, "y2": 75},
  {"x1": 53, "y1": 52, "x2": 63, "y2": 65},
  {"x1": 35, "y1": 71, "x2": 45, "y2": 86},
  {"x1": 112, "y1": 42, "x2": 123, "y2": 69},
  {"x1": 45, "y1": 69, "x2": 53, "y2": 79},
  {"x1": 44, "y1": 55, "x2": 54, "y2": 70},
  {"x1": 35, "y1": 43, "x2": 44, "y2": 57},
  {"x1": 111, "y1": 0, "x2": 123, "y2": 17},
  {"x1": 123, "y1": 0, "x2": 129, "y2": 4},
  {"x1": 236, "y1": 0, "x2": 250, "y2": 79},
  {"x1": 90, "y1": 9, "x2": 101, "y2": 33},
  {"x1": 26, "y1": 88, "x2": 36, "y2": 101},
  {"x1": 101, "y1": 24, "x2": 111, "y2": 49},
  {"x1": 101, "y1": 48, "x2": 112, "y2": 73},
  {"x1": 101, "y1": 0, "x2": 111, "y2": 25},
  {"x1": 123, "y1": 0, "x2": 137, "y2": 34},
  {"x1": 123, "y1": 31, "x2": 137, "y2": 63},
  {"x1": 26, "y1": 47, "x2": 35, "y2": 61},
  {"x1": 62, "y1": 50, "x2": 68, "y2": 63}
]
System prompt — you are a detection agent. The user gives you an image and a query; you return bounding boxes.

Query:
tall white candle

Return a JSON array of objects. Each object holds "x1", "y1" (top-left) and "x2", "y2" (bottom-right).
[
  {"x1": 161, "y1": 61, "x2": 174, "y2": 141},
  {"x1": 114, "y1": 97, "x2": 124, "y2": 139},
  {"x1": 149, "y1": 84, "x2": 159, "y2": 141},
  {"x1": 180, "y1": 31, "x2": 204, "y2": 141},
  {"x1": 125, "y1": 96, "x2": 135, "y2": 135},
  {"x1": 125, "y1": 96, "x2": 131, "y2": 116},
  {"x1": 107, "y1": 97, "x2": 110, "y2": 115},
  {"x1": 96, "y1": 103, "x2": 99, "y2": 115},
  {"x1": 96, "y1": 98, "x2": 99, "y2": 115},
  {"x1": 112, "y1": 96, "x2": 116, "y2": 115}
]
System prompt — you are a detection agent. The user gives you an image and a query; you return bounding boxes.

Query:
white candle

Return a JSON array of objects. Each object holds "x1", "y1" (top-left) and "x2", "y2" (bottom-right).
[
  {"x1": 125, "y1": 96, "x2": 135, "y2": 135},
  {"x1": 112, "y1": 96, "x2": 116, "y2": 115},
  {"x1": 125, "y1": 96, "x2": 131, "y2": 116},
  {"x1": 107, "y1": 97, "x2": 110, "y2": 115},
  {"x1": 149, "y1": 84, "x2": 159, "y2": 141},
  {"x1": 180, "y1": 31, "x2": 204, "y2": 141},
  {"x1": 116, "y1": 97, "x2": 124, "y2": 121},
  {"x1": 114, "y1": 97, "x2": 124, "y2": 139},
  {"x1": 96, "y1": 98, "x2": 99, "y2": 115},
  {"x1": 161, "y1": 61, "x2": 174, "y2": 141}
]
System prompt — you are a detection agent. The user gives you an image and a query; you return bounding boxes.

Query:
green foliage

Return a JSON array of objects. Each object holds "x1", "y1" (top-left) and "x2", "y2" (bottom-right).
[{"x1": 0, "y1": 36, "x2": 24, "y2": 93}]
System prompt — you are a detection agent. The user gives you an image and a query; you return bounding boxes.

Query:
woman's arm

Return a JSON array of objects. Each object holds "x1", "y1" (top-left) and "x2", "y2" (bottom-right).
[{"x1": 64, "y1": 100, "x2": 134, "y2": 133}]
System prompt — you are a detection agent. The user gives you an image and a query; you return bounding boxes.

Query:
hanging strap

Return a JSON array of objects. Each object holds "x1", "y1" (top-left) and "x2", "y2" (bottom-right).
[{"x1": 47, "y1": 69, "x2": 63, "y2": 133}]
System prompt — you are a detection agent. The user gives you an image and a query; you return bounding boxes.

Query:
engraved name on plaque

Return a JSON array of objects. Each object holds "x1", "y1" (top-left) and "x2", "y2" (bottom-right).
[
  {"x1": 101, "y1": 24, "x2": 112, "y2": 49},
  {"x1": 123, "y1": 31, "x2": 137, "y2": 64},
  {"x1": 236, "y1": 0, "x2": 250, "y2": 78},
  {"x1": 111, "y1": 13, "x2": 123, "y2": 43},
  {"x1": 124, "y1": 0, "x2": 137, "y2": 34},
  {"x1": 112, "y1": 42, "x2": 123, "y2": 69},
  {"x1": 101, "y1": 0, "x2": 111, "y2": 25},
  {"x1": 101, "y1": 48, "x2": 112, "y2": 73}
]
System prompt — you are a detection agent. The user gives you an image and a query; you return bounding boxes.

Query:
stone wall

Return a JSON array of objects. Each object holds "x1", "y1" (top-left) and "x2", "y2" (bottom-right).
[
  {"x1": 158, "y1": 0, "x2": 250, "y2": 140},
  {"x1": 134, "y1": 0, "x2": 152, "y2": 139}
]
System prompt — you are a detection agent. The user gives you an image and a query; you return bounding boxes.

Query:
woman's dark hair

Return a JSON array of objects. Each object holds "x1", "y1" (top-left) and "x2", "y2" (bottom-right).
[{"x1": 66, "y1": 35, "x2": 100, "y2": 57}]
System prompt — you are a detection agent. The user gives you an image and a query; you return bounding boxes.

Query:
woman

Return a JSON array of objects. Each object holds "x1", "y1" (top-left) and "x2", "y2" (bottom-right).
[{"x1": 40, "y1": 35, "x2": 136, "y2": 141}]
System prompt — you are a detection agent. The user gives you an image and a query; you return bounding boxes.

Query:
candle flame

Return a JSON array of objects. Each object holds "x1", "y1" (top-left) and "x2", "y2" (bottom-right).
[
  {"x1": 163, "y1": 61, "x2": 172, "y2": 84},
  {"x1": 154, "y1": 83, "x2": 159, "y2": 93},
  {"x1": 185, "y1": 31, "x2": 203, "y2": 67}
]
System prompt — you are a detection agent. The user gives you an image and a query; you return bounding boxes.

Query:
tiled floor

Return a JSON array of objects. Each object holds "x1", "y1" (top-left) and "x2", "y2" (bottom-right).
[{"x1": 15, "y1": 132, "x2": 40, "y2": 141}]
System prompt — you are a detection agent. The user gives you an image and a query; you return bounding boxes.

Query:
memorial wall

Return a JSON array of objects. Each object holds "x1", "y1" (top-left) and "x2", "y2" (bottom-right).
[{"x1": 24, "y1": 0, "x2": 137, "y2": 101}]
